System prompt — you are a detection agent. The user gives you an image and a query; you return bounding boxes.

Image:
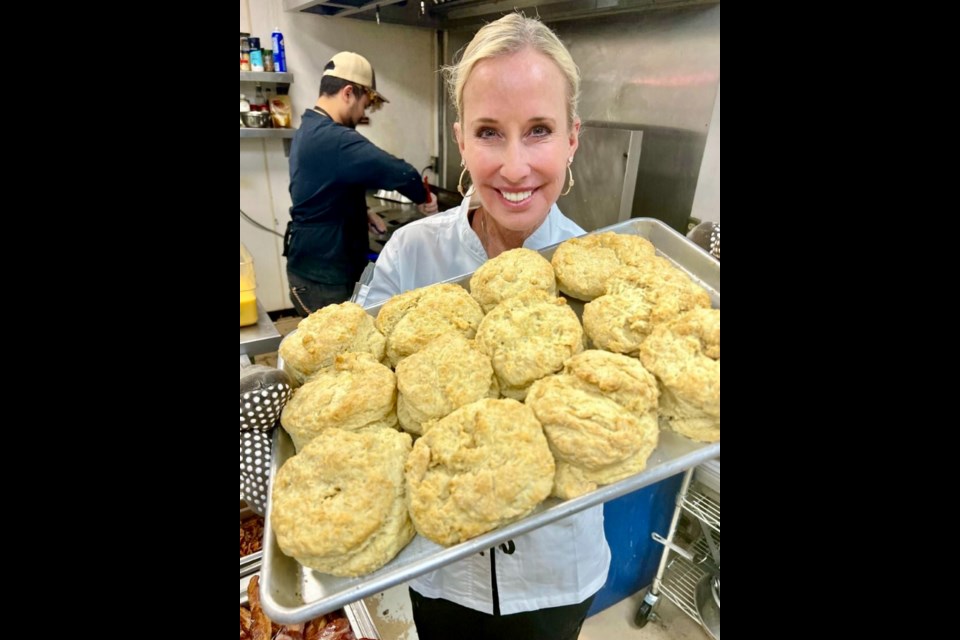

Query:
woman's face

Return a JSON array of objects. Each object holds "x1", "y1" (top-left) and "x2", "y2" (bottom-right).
[{"x1": 455, "y1": 47, "x2": 580, "y2": 234}]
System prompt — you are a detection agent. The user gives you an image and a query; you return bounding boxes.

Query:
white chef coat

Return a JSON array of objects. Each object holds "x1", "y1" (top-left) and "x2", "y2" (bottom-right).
[{"x1": 360, "y1": 195, "x2": 611, "y2": 615}]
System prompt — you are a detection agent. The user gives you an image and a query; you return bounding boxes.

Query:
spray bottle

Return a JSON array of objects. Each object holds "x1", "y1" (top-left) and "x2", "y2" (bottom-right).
[{"x1": 271, "y1": 29, "x2": 286, "y2": 72}]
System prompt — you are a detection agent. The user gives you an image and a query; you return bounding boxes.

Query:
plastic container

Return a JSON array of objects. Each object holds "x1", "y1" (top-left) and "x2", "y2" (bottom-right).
[
  {"x1": 588, "y1": 474, "x2": 684, "y2": 615},
  {"x1": 240, "y1": 243, "x2": 258, "y2": 327}
]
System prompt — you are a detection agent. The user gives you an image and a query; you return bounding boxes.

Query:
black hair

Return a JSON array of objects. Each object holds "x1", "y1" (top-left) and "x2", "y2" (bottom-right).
[{"x1": 319, "y1": 75, "x2": 365, "y2": 98}]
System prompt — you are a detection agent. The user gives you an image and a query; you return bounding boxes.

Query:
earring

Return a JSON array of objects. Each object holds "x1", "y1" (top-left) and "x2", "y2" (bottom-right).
[
  {"x1": 458, "y1": 164, "x2": 471, "y2": 197},
  {"x1": 560, "y1": 159, "x2": 575, "y2": 197}
]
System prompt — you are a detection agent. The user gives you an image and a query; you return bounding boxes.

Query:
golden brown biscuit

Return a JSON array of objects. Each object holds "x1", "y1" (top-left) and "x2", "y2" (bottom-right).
[
  {"x1": 395, "y1": 333, "x2": 499, "y2": 435},
  {"x1": 639, "y1": 308, "x2": 720, "y2": 442},
  {"x1": 280, "y1": 353, "x2": 398, "y2": 452},
  {"x1": 271, "y1": 428, "x2": 414, "y2": 577},
  {"x1": 474, "y1": 290, "x2": 585, "y2": 400},
  {"x1": 469, "y1": 247, "x2": 557, "y2": 313},
  {"x1": 551, "y1": 232, "x2": 656, "y2": 301},
  {"x1": 376, "y1": 283, "x2": 485, "y2": 368},
  {"x1": 604, "y1": 260, "x2": 712, "y2": 325},
  {"x1": 582, "y1": 289, "x2": 655, "y2": 356},
  {"x1": 405, "y1": 398, "x2": 555, "y2": 546},
  {"x1": 278, "y1": 302, "x2": 385, "y2": 380},
  {"x1": 526, "y1": 350, "x2": 660, "y2": 499},
  {"x1": 583, "y1": 259, "x2": 711, "y2": 356}
]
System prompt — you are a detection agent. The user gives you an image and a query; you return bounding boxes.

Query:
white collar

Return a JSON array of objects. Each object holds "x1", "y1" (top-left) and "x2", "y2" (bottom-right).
[
  {"x1": 455, "y1": 193, "x2": 488, "y2": 262},
  {"x1": 454, "y1": 192, "x2": 564, "y2": 257}
]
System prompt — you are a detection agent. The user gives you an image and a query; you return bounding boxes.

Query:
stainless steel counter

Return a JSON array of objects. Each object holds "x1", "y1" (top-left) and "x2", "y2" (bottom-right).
[{"x1": 239, "y1": 301, "x2": 282, "y2": 357}]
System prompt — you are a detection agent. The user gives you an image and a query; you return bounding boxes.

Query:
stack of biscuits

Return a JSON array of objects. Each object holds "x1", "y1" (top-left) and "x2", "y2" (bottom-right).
[{"x1": 268, "y1": 230, "x2": 720, "y2": 576}]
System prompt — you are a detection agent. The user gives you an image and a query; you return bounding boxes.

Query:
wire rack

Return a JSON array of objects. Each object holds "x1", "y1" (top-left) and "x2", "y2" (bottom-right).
[
  {"x1": 681, "y1": 486, "x2": 720, "y2": 534},
  {"x1": 660, "y1": 552, "x2": 705, "y2": 622},
  {"x1": 659, "y1": 524, "x2": 719, "y2": 623}
]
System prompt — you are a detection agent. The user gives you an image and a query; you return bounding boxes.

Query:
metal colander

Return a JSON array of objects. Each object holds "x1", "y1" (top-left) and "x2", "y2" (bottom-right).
[{"x1": 687, "y1": 221, "x2": 720, "y2": 261}]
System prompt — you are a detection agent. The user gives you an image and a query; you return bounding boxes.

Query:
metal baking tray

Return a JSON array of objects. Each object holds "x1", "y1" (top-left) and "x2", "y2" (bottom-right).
[{"x1": 261, "y1": 218, "x2": 720, "y2": 624}]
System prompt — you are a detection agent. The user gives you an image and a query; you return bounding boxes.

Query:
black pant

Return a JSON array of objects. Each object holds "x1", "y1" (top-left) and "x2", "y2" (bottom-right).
[
  {"x1": 286, "y1": 271, "x2": 354, "y2": 317},
  {"x1": 409, "y1": 588, "x2": 595, "y2": 640}
]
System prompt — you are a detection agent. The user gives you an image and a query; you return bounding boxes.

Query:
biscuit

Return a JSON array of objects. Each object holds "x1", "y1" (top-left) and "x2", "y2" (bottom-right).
[
  {"x1": 280, "y1": 352, "x2": 398, "y2": 452},
  {"x1": 405, "y1": 398, "x2": 555, "y2": 545},
  {"x1": 271, "y1": 428, "x2": 414, "y2": 576},
  {"x1": 605, "y1": 260, "x2": 712, "y2": 325},
  {"x1": 376, "y1": 283, "x2": 485, "y2": 368},
  {"x1": 395, "y1": 333, "x2": 498, "y2": 435},
  {"x1": 469, "y1": 247, "x2": 557, "y2": 313},
  {"x1": 639, "y1": 308, "x2": 720, "y2": 442},
  {"x1": 474, "y1": 290, "x2": 584, "y2": 400},
  {"x1": 526, "y1": 350, "x2": 660, "y2": 499},
  {"x1": 279, "y1": 302, "x2": 385, "y2": 380},
  {"x1": 582, "y1": 288, "x2": 655, "y2": 356},
  {"x1": 551, "y1": 232, "x2": 656, "y2": 301},
  {"x1": 583, "y1": 260, "x2": 710, "y2": 355}
]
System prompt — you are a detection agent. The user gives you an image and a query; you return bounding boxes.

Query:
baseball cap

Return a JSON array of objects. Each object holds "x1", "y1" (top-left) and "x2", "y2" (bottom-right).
[{"x1": 322, "y1": 51, "x2": 389, "y2": 105}]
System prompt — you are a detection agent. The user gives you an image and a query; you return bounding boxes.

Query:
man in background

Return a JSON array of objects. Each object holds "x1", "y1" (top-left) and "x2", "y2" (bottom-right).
[{"x1": 284, "y1": 51, "x2": 437, "y2": 316}]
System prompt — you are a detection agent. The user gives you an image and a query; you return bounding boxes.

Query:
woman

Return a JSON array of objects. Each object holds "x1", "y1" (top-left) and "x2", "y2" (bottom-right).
[{"x1": 364, "y1": 13, "x2": 609, "y2": 640}]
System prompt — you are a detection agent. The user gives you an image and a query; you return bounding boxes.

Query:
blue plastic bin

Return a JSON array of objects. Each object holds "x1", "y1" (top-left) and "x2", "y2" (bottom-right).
[{"x1": 587, "y1": 472, "x2": 684, "y2": 615}]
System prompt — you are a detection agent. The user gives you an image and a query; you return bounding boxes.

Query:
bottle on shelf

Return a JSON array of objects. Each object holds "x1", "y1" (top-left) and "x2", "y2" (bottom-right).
[
  {"x1": 249, "y1": 36, "x2": 264, "y2": 72},
  {"x1": 271, "y1": 28, "x2": 286, "y2": 72},
  {"x1": 240, "y1": 34, "x2": 251, "y2": 71},
  {"x1": 252, "y1": 84, "x2": 267, "y2": 113}
]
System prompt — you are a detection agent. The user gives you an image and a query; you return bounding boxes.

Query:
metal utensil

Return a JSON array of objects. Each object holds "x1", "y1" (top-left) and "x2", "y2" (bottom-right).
[{"x1": 695, "y1": 568, "x2": 720, "y2": 639}]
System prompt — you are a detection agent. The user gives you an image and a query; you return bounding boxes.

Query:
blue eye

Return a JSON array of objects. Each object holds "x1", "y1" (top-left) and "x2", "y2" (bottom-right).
[
  {"x1": 531, "y1": 125, "x2": 551, "y2": 137},
  {"x1": 476, "y1": 128, "x2": 499, "y2": 139}
]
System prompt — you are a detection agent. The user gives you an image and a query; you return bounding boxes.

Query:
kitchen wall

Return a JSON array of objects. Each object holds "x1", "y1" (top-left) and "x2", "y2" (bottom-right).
[
  {"x1": 690, "y1": 84, "x2": 720, "y2": 224},
  {"x1": 240, "y1": 0, "x2": 438, "y2": 311}
]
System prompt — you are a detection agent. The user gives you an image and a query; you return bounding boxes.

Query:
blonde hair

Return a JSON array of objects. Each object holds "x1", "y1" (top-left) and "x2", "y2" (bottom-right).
[{"x1": 442, "y1": 12, "x2": 581, "y2": 130}]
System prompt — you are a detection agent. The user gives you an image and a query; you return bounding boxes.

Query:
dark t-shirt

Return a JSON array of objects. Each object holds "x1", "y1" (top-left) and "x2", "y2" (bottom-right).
[{"x1": 286, "y1": 109, "x2": 427, "y2": 285}]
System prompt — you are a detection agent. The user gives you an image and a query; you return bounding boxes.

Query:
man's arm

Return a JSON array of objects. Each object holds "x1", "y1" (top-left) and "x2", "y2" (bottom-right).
[{"x1": 339, "y1": 131, "x2": 429, "y2": 204}]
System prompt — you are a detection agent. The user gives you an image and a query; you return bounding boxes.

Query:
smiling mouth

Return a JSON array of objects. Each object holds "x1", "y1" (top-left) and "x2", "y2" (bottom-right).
[{"x1": 499, "y1": 189, "x2": 534, "y2": 203}]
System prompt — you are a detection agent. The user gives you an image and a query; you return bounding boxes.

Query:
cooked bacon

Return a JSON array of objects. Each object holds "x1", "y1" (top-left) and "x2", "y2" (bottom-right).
[
  {"x1": 240, "y1": 606, "x2": 252, "y2": 639},
  {"x1": 240, "y1": 516, "x2": 265, "y2": 556},
  {"x1": 239, "y1": 590, "x2": 349, "y2": 640},
  {"x1": 317, "y1": 617, "x2": 354, "y2": 640},
  {"x1": 275, "y1": 623, "x2": 304, "y2": 640},
  {"x1": 246, "y1": 576, "x2": 272, "y2": 640},
  {"x1": 303, "y1": 616, "x2": 327, "y2": 640}
]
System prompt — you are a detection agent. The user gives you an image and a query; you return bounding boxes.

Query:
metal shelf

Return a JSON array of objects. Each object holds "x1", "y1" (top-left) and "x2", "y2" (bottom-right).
[
  {"x1": 241, "y1": 72, "x2": 294, "y2": 154},
  {"x1": 240, "y1": 128, "x2": 296, "y2": 139},
  {"x1": 660, "y1": 551, "x2": 705, "y2": 623},
  {"x1": 241, "y1": 71, "x2": 293, "y2": 83},
  {"x1": 658, "y1": 532, "x2": 718, "y2": 625},
  {"x1": 681, "y1": 485, "x2": 720, "y2": 533}
]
